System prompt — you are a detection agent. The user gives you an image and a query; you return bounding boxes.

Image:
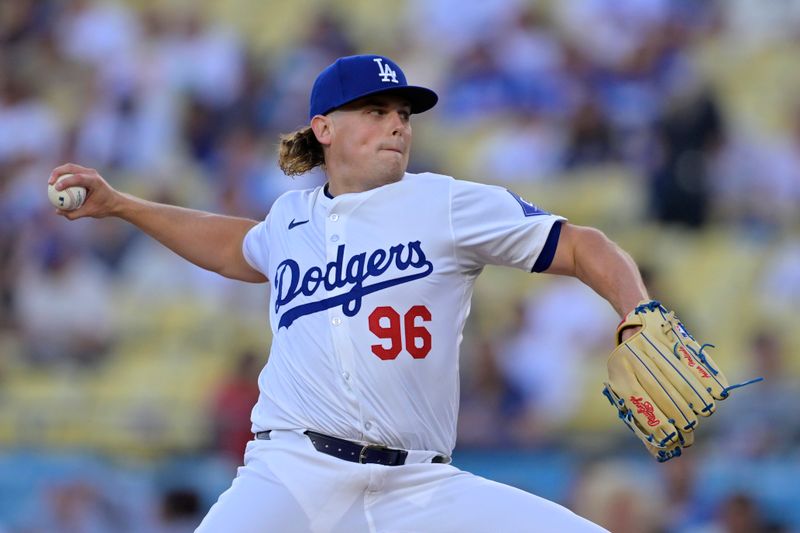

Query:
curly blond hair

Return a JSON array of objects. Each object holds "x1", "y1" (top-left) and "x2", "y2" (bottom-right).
[{"x1": 278, "y1": 126, "x2": 325, "y2": 176}]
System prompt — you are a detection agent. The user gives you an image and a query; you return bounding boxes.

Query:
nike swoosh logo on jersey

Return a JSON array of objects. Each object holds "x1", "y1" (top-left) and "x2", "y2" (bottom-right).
[{"x1": 288, "y1": 218, "x2": 309, "y2": 230}]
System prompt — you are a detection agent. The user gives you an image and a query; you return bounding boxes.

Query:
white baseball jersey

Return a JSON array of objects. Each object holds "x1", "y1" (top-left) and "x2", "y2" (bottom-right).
[{"x1": 242, "y1": 172, "x2": 564, "y2": 456}]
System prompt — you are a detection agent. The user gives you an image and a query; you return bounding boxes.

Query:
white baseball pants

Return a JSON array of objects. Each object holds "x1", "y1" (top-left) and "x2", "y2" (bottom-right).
[{"x1": 196, "y1": 429, "x2": 608, "y2": 533}]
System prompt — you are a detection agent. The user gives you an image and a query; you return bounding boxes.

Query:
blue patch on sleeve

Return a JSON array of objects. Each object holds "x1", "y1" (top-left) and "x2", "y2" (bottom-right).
[{"x1": 507, "y1": 189, "x2": 549, "y2": 217}]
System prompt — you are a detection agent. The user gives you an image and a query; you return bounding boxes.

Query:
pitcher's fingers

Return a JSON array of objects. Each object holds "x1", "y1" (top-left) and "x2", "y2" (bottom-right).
[
  {"x1": 49, "y1": 163, "x2": 95, "y2": 184},
  {"x1": 53, "y1": 172, "x2": 91, "y2": 191}
]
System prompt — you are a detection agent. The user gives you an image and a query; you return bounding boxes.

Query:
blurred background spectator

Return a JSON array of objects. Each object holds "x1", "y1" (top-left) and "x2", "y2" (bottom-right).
[
  {"x1": 155, "y1": 487, "x2": 203, "y2": 533},
  {"x1": 1, "y1": 0, "x2": 799, "y2": 531},
  {"x1": 209, "y1": 348, "x2": 263, "y2": 464}
]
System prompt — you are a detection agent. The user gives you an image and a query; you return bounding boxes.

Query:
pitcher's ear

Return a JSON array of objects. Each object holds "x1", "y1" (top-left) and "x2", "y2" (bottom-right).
[{"x1": 311, "y1": 115, "x2": 333, "y2": 146}]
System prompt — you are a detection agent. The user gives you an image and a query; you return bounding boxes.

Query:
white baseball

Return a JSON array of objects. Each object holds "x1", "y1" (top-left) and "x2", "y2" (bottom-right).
[{"x1": 48, "y1": 173, "x2": 87, "y2": 211}]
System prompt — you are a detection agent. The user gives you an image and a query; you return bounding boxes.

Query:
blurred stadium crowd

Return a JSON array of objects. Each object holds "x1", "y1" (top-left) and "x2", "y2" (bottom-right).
[{"x1": 1, "y1": 0, "x2": 800, "y2": 531}]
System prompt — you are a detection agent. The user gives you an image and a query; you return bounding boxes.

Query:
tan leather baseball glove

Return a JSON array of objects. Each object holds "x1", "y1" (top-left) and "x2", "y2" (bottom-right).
[{"x1": 602, "y1": 300, "x2": 762, "y2": 462}]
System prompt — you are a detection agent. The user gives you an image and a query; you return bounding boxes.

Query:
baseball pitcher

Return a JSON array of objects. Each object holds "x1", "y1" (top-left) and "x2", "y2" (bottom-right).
[{"x1": 49, "y1": 55, "x2": 759, "y2": 532}]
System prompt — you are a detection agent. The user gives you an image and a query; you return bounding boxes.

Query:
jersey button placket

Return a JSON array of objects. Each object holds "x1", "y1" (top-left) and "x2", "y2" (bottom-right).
[
  {"x1": 325, "y1": 209, "x2": 344, "y2": 321},
  {"x1": 326, "y1": 211, "x2": 342, "y2": 246},
  {"x1": 326, "y1": 207, "x2": 356, "y2": 400}
]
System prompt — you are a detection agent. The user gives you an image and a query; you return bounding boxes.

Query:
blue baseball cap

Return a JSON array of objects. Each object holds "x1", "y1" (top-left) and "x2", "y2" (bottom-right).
[{"x1": 308, "y1": 54, "x2": 438, "y2": 121}]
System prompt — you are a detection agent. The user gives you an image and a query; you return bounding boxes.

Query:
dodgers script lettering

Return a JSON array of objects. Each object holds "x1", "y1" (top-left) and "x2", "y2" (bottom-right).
[{"x1": 274, "y1": 241, "x2": 433, "y2": 328}]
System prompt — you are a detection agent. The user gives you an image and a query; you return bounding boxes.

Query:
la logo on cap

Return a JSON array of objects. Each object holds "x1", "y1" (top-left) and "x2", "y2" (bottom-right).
[{"x1": 374, "y1": 58, "x2": 398, "y2": 84}]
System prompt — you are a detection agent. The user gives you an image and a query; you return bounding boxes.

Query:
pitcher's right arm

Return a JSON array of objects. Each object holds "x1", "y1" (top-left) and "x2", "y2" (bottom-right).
[{"x1": 49, "y1": 163, "x2": 267, "y2": 283}]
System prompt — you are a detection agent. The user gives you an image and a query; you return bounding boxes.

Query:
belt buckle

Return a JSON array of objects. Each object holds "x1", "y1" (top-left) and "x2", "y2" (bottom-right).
[
  {"x1": 358, "y1": 443, "x2": 387, "y2": 464},
  {"x1": 358, "y1": 445, "x2": 369, "y2": 463}
]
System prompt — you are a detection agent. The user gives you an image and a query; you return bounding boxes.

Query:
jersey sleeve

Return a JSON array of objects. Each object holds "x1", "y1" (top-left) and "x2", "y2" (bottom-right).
[
  {"x1": 450, "y1": 180, "x2": 566, "y2": 272},
  {"x1": 242, "y1": 214, "x2": 271, "y2": 276}
]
